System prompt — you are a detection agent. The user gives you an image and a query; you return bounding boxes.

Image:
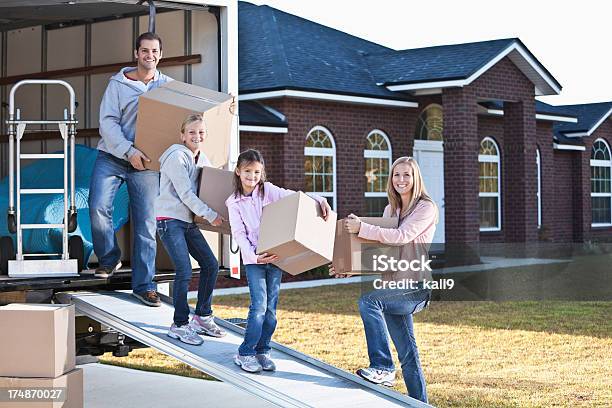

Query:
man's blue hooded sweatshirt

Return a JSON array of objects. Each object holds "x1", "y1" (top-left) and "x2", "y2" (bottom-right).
[{"x1": 97, "y1": 67, "x2": 172, "y2": 160}]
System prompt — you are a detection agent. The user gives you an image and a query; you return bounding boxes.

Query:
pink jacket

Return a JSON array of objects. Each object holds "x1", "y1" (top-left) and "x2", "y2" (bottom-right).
[
  {"x1": 358, "y1": 199, "x2": 437, "y2": 281},
  {"x1": 226, "y1": 182, "x2": 325, "y2": 265}
]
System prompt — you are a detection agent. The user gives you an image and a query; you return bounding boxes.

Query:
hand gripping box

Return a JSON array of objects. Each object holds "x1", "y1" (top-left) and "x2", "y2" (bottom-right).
[
  {"x1": 332, "y1": 217, "x2": 400, "y2": 275},
  {"x1": 135, "y1": 80, "x2": 234, "y2": 171},
  {"x1": 0, "y1": 368, "x2": 83, "y2": 408},
  {"x1": 256, "y1": 192, "x2": 337, "y2": 275},
  {"x1": 0, "y1": 304, "x2": 75, "y2": 378},
  {"x1": 196, "y1": 166, "x2": 235, "y2": 235}
]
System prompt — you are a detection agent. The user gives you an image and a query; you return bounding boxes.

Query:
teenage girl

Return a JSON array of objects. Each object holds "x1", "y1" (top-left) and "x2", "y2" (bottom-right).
[{"x1": 155, "y1": 113, "x2": 227, "y2": 345}]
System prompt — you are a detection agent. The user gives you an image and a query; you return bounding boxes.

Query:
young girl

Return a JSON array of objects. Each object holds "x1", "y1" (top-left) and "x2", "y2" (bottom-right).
[
  {"x1": 331, "y1": 156, "x2": 437, "y2": 403},
  {"x1": 155, "y1": 113, "x2": 227, "y2": 345},
  {"x1": 226, "y1": 149, "x2": 331, "y2": 373}
]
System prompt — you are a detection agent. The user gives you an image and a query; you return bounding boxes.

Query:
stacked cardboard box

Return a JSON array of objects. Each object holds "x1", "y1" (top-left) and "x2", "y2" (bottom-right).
[
  {"x1": 257, "y1": 192, "x2": 337, "y2": 275},
  {"x1": 0, "y1": 304, "x2": 83, "y2": 408}
]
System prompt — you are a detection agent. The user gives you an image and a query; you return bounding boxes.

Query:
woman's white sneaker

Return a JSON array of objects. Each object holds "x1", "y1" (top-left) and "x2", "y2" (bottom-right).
[
  {"x1": 356, "y1": 367, "x2": 396, "y2": 387},
  {"x1": 167, "y1": 323, "x2": 203, "y2": 346},
  {"x1": 234, "y1": 355, "x2": 262, "y2": 373}
]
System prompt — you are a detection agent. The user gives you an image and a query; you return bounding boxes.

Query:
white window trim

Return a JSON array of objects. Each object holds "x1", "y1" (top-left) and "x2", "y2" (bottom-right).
[
  {"x1": 590, "y1": 138, "x2": 612, "y2": 227},
  {"x1": 365, "y1": 192, "x2": 387, "y2": 198},
  {"x1": 536, "y1": 148, "x2": 542, "y2": 229},
  {"x1": 364, "y1": 130, "x2": 393, "y2": 202},
  {"x1": 305, "y1": 125, "x2": 337, "y2": 210},
  {"x1": 479, "y1": 137, "x2": 502, "y2": 232}
]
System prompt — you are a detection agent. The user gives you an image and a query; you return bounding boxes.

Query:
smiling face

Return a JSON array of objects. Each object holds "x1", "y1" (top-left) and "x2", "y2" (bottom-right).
[
  {"x1": 236, "y1": 161, "x2": 264, "y2": 194},
  {"x1": 392, "y1": 162, "x2": 414, "y2": 197},
  {"x1": 134, "y1": 38, "x2": 162, "y2": 71},
  {"x1": 180, "y1": 120, "x2": 206, "y2": 153}
]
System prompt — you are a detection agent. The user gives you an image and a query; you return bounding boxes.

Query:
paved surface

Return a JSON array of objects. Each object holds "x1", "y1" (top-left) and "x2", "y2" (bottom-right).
[{"x1": 81, "y1": 362, "x2": 276, "y2": 408}]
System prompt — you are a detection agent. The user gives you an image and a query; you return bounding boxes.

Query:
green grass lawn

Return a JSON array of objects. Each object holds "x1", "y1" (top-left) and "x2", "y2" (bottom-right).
[{"x1": 100, "y1": 283, "x2": 612, "y2": 407}]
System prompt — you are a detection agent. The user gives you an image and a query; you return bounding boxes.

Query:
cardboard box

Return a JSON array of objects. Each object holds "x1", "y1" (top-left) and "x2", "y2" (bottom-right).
[
  {"x1": 332, "y1": 217, "x2": 401, "y2": 275},
  {"x1": 197, "y1": 166, "x2": 235, "y2": 235},
  {"x1": 257, "y1": 192, "x2": 337, "y2": 275},
  {"x1": 0, "y1": 304, "x2": 75, "y2": 378},
  {"x1": 156, "y1": 230, "x2": 220, "y2": 272},
  {"x1": 135, "y1": 80, "x2": 234, "y2": 171},
  {"x1": 0, "y1": 368, "x2": 83, "y2": 408}
]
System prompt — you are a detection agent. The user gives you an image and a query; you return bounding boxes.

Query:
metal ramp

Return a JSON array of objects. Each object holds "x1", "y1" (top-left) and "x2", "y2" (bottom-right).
[{"x1": 64, "y1": 291, "x2": 432, "y2": 408}]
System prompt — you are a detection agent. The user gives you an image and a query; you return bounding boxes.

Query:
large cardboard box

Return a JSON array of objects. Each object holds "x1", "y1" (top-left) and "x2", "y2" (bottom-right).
[
  {"x1": 0, "y1": 304, "x2": 75, "y2": 378},
  {"x1": 257, "y1": 192, "x2": 337, "y2": 275},
  {"x1": 135, "y1": 80, "x2": 234, "y2": 171},
  {"x1": 197, "y1": 166, "x2": 234, "y2": 235},
  {"x1": 332, "y1": 217, "x2": 400, "y2": 275},
  {"x1": 0, "y1": 368, "x2": 83, "y2": 408},
  {"x1": 156, "y1": 230, "x2": 220, "y2": 271}
]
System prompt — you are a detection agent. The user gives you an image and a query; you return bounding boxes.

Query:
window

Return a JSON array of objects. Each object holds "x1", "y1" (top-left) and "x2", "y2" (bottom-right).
[
  {"x1": 364, "y1": 130, "x2": 392, "y2": 216},
  {"x1": 536, "y1": 148, "x2": 541, "y2": 228},
  {"x1": 479, "y1": 137, "x2": 501, "y2": 231},
  {"x1": 305, "y1": 126, "x2": 336, "y2": 210},
  {"x1": 591, "y1": 139, "x2": 612, "y2": 226},
  {"x1": 415, "y1": 104, "x2": 443, "y2": 141}
]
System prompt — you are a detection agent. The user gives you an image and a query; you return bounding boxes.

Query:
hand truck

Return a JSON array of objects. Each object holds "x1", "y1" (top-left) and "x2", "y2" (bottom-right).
[{"x1": 0, "y1": 79, "x2": 83, "y2": 277}]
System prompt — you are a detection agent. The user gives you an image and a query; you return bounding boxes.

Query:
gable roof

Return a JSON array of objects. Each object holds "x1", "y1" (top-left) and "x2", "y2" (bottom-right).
[
  {"x1": 553, "y1": 102, "x2": 612, "y2": 138},
  {"x1": 238, "y1": 1, "x2": 412, "y2": 102},
  {"x1": 367, "y1": 38, "x2": 561, "y2": 95}
]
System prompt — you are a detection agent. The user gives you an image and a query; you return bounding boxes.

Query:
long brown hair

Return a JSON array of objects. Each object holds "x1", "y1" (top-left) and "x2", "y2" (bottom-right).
[
  {"x1": 387, "y1": 156, "x2": 438, "y2": 223},
  {"x1": 233, "y1": 149, "x2": 266, "y2": 198}
]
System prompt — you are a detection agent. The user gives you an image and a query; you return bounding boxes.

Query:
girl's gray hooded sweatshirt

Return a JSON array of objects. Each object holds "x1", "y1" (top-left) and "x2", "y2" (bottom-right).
[
  {"x1": 155, "y1": 144, "x2": 218, "y2": 223},
  {"x1": 98, "y1": 67, "x2": 172, "y2": 160}
]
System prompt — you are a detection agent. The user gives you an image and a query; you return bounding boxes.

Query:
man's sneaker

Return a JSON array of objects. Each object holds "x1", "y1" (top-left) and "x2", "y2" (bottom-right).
[
  {"x1": 255, "y1": 353, "x2": 276, "y2": 371},
  {"x1": 356, "y1": 367, "x2": 396, "y2": 387},
  {"x1": 94, "y1": 261, "x2": 122, "y2": 278},
  {"x1": 190, "y1": 315, "x2": 227, "y2": 338},
  {"x1": 132, "y1": 290, "x2": 161, "y2": 307},
  {"x1": 167, "y1": 323, "x2": 203, "y2": 346},
  {"x1": 234, "y1": 354, "x2": 262, "y2": 373}
]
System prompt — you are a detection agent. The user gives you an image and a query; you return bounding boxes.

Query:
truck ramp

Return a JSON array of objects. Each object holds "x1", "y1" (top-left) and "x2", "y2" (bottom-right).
[{"x1": 65, "y1": 291, "x2": 432, "y2": 408}]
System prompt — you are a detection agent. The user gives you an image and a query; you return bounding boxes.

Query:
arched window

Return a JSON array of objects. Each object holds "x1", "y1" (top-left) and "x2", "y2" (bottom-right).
[
  {"x1": 536, "y1": 148, "x2": 542, "y2": 228},
  {"x1": 415, "y1": 104, "x2": 443, "y2": 141},
  {"x1": 364, "y1": 130, "x2": 392, "y2": 216},
  {"x1": 591, "y1": 139, "x2": 612, "y2": 226},
  {"x1": 479, "y1": 137, "x2": 501, "y2": 231},
  {"x1": 305, "y1": 126, "x2": 336, "y2": 210}
]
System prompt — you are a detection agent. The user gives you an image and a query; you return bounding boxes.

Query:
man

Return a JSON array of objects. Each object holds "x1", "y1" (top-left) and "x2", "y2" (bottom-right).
[{"x1": 89, "y1": 32, "x2": 172, "y2": 307}]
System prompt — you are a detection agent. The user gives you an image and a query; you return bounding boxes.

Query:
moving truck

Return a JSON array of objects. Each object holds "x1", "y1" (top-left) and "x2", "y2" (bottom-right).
[{"x1": 0, "y1": 0, "x2": 239, "y2": 357}]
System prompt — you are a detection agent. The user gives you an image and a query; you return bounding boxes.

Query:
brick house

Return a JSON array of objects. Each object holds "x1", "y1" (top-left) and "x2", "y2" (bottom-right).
[{"x1": 236, "y1": 2, "x2": 612, "y2": 263}]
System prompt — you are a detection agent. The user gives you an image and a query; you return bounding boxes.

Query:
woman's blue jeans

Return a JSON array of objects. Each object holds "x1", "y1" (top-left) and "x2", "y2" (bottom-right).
[
  {"x1": 157, "y1": 219, "x2": 219, "y2": 326},
  {"x1": 359, "y1": 287, "x2": 431, "y2": 403},
  {"x1": 238, "y1": 263, "x2": 283, "y2": 356}
]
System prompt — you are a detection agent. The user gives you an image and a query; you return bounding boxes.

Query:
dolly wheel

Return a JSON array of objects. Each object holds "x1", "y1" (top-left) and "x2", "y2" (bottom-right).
[
  {"x1": 68, "y1": 235, "x2": 85, "y2": 272},
  {"x1": 0, "y1": 236, "x2": 15, "y2": 275},
  {"x1": 68, "y1": 210, "x2": 78, "y2": 233}
]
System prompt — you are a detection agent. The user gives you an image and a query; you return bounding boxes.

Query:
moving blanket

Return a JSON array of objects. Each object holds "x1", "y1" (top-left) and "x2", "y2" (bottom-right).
[{"x1": 0, "y1": 144, "x2": 129, "y2": 267}]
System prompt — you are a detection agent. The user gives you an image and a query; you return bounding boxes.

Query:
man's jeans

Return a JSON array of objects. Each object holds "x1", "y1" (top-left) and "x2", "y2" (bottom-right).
[
  {"x1": 238, "y1": 264, "x2": 283, "y2": 356},
  {"x1": 89, "y1": 151, "x2": 159, "y2": 293},
  {"x1": 358, "y1": 287, "x2": 431, "y2": 403},
  {"x1": 157, "y1": 219, "x2": 219, "y2": 326}
]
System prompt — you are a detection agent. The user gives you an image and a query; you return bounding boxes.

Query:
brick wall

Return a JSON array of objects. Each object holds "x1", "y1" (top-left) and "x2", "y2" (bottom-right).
[{"x1": 240, "y1": 98, "x2": 417, "y2": 218}]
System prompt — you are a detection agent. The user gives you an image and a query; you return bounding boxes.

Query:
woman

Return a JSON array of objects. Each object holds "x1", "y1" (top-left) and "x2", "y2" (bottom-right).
[{"x1": 332, "y1": 156, "x2": 437, "y2": 403}]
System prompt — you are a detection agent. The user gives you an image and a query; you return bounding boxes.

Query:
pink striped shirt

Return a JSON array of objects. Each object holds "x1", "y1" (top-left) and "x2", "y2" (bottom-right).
[
  {"x1": 358, "y1": 199, "x2": 437, "y2": 281},
  {"x1": 225, "y1": 182, "x2": 325, "y2": 265}
]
